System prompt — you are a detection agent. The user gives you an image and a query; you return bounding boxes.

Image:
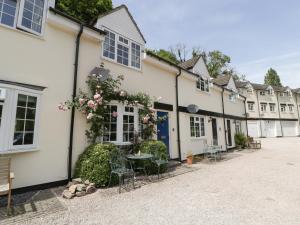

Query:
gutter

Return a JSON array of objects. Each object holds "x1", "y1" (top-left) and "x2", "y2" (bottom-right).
[
  {"x1": 243, "y1": 99, "x2": 249, "y2": 137},
  {"x1": 68, "y1": 24, "x2": 84, "y2": 181},
  {"x1": 275, "y1": 92, "x2": 284, "y2": 137},
  {"x1": 221, "y1": 89, "x2": 228, "y2": 151},
  {"x1": 175, "y1": 69, "x2": 182, "y2": 161}
]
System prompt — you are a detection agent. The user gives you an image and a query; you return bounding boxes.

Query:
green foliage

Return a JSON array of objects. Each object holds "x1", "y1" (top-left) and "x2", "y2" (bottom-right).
[
  {"x1": 74, "y1": 143, "x2": 118, "y2": 187},
  {"x1": 56, "y1": 0, "x2": 113, "y2": 24},
  {"x1": 234, "y1": 133, "x2": 247, "y2": 148},
  {"x1": 60, "y1": 68, "x2": 158, "y2": 143},
  {"x1": 264, "y1": 68, "x2": 282, "y2": 87},
  {"x1": 205, "y1": 50, "x2": 231, "y2": 78},
  {"x1": 147, "y1": 49, "x2": 179, "y2": 64},
  {"x1": 139, "y1": 140, "x2": 168, "y2": 174}
]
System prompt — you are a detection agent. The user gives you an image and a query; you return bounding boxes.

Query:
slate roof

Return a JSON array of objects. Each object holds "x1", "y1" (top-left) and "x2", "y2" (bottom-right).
[
  {"x1": 178, "y1": 56, "x2": 201, "y2": 70},
  {"x1": 96, "y1": 5, "x2": 146, "y2": 43},
  {"x1": 212, "y1": 75, "x2": 232, "y2": 86},
  {"x1": 236, "y1": 81, "x2": 296, "y2": 93}
]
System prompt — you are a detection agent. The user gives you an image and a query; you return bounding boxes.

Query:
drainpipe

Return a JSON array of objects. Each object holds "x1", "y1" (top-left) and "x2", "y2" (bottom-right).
[
  {"x1": 255, "y1": 91, "x2": 263, "y2": 137},
  {"x1": 221, "y1": 89, "x2": 228, "y2": 151},
  {"x1": 68, "y1": 24, "x2": 84, "y2": 181},
  {"x1": 175, "y1": 69, "x2": 182, "y2": 161},
  {"x1": 243, "y1": 99, "x2": 249, "y2": 137},
  {"x1": 275, "y1": 92, "x2": 283, "y2": 137}
]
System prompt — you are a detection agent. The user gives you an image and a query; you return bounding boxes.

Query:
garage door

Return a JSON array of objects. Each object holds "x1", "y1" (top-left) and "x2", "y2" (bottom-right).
[
  {"x1": 247, "y1": 121, "x2": 259, "y2": 138},
  {"x1": 263, "y1": 121, "x2": 276, "y2": 137},
  {"x1": 282, "y1": 121, "x2": 297, "y2": 137}
]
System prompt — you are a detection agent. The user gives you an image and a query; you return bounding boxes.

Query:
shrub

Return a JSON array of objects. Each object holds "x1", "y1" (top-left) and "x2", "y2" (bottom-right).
[
  {"x1": 74, "y1": 143, "x2": 118, "y2": 187},
  {"x1": 234, "y1": 133, "x2": 247, "y2": 148},
  {"x1": 139, "y1": 140, "x2": 168, "y2": 174}
]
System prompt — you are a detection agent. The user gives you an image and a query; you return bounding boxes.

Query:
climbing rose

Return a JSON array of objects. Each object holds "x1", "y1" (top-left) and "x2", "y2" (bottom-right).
[
  {"x1": 79, "y1": 98, "x2": 85, "y2": 106},
  {"x1": 87, "y1": 100, "x2": 95, "y2": 109},
  {"x1": 94, "y1": 93, "x2": 101, "y2": 100},
  {"x1": 119, "y1": 90, "x2": 126, "y2": 97},
  {"x1": 143, "y1": 115, "x2": 150, "y2": 124},
  {"x1": 58, "y1": 103, "x2": 67, "y2": 111},
  {"x1": 87, "y1": 113, "x2": 93, "y2": 120}
]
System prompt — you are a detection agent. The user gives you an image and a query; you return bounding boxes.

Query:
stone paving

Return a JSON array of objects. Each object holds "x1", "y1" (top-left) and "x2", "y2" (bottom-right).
[{"x1": 2, "y1": 137, "x2": 300, "y2": 225}]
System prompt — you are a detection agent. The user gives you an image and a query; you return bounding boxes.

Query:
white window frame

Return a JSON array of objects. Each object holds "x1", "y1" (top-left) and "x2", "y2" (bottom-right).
[
  {"x1": 103, "y1": 103, "x2": 139, "y2": 145},
  {"x1": 260, "y1": 91, "x2": 265, "y2": 96},
  {"x1": 0, "y1": 0, "x2": 47, "y2": 36},
  {"x1": 269, "y1": 103, "x2": 276, "y2": 112},
  {"x1": 190, "y1": 116, "x2": 206, "y2": 138},
  {"x1": 260, "y1": 103, "x2": 267, "y2": 112},
  {"x1": 196, "y1": 77, "x2": 209, "y2": 92},
  {"x1": 288, "y1": 104, "x2": 294, "y2": 112},
  {"x1": 131, "y1": 41, "x2": 141, "y2": 69},
  {"x1": 102, "y1": 28, "x2": 142, "y2": 70},
  {"x1": 229, "y1": 93, "x2": 237, "y2": 103},
  {"x1": 280, "y1": 104, "x2": 286, "y2": 112},
  {"x1": 0, "y1": 85, "x2": 41, "y2": 153},
  {"x1": 247, "y1": 102, "x2": 254, "y2": 111},
  {"x1": 116, "y1": 35, "x2": 129, "y2": 66}
]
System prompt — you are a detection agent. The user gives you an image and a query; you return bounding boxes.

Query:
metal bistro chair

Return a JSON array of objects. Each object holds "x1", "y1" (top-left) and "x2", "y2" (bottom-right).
[
  {"x1": 152, "y1": 152, "x2": 170, "y2": 180},
  {"x1": 108, "y1": 152, "x2": 135, "y2": 193},
  {"x1": 205, "y1": 145, "x2": 221, "y2": 162},
  {"x1": 0, "y1": 157, "x2": 14, "y2": 210}
]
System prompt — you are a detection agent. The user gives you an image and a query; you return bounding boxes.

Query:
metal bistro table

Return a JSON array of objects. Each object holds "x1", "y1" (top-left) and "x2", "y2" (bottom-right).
[{"x1": 126, "y1": 153, "x2": 153, "y2": 182}]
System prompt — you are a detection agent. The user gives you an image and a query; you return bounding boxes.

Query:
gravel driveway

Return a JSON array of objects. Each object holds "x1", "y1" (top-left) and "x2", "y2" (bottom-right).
[{"x1": 14, "y1": 138, "x2": 300, "y2": 225}]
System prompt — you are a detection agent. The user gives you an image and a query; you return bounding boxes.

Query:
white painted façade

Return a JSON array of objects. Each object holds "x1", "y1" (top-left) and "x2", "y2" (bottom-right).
[
  {"x1": 0, "y1": 1, "x2": 248, "y2": 190},
  {"x1": 214, "y1": 75, "x2": 300, "y2": 138}
]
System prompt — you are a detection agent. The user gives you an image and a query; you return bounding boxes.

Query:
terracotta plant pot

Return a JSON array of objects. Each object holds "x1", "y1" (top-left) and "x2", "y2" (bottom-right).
[{"x1": 187, "y1": 156, "x2": 193, "y2": 165}]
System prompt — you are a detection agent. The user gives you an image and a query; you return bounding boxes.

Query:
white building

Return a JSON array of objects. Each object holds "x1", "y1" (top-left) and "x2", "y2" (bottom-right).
[{"x1": 0, "y1": 2, "x2": 247, "y2": 191}]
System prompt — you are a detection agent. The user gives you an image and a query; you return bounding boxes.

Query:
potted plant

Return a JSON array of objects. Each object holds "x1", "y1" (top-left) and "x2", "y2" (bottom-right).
[{"x1": 186, "y1": 151, "x2": 193, "y2": 165}]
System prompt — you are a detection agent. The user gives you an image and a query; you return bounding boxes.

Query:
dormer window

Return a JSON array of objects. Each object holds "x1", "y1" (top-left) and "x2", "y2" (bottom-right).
[
  {"x1": 260, "y1": 91, "x2": 265, "y2": 96},
  {"x1": 267, "y1": 89, "x2": 273, "y2": 95},
  {"x1": 0, "y1": 0, "x2": 47, "y2": 35},
  {"x1": 196, "y1": 77, "x2": 209, "y2": 92},
  {"x1": 247, "y1": 88, "x2": 253, "y2": 94},
  {"x1": 102, "y1": 29, "x2": 142, "y2": 69}
]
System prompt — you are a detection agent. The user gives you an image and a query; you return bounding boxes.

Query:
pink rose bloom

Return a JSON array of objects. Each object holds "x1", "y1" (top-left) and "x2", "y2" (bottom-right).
[
  {"x1": 94, "y1": 93, "x2": 101, "y2": 100},
  {"x1": 143, "y1": 115, "x2": 150, "y2": 124},
  {"x1": 79, "y1": 98, "x2": 85, "y2": 106},
  {"x1": 58, "y1": 103, "x2": 66, "y2": 111},
  {"x1": 96, "y1": 97, "x2": 103, "y2": 105},
  {"x1": 112, "y1": 111, "x2": 118, "y2": 118},
  {"x1": 87, "y1": 113, "x2": 93, "y2": 120},
  {"x1": 87, "y1": 100, "x2": 95, "y2": 109}
]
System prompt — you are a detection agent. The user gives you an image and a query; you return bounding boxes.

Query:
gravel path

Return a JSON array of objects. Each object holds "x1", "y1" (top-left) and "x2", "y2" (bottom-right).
[{"x1": 16, "y1": 138, "x2": 300, "y2": 225}]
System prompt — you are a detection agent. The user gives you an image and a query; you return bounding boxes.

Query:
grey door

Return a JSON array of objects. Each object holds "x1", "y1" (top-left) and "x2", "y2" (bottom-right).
[{"x1": 212, "y1": 118, "x2": 218, "y2": 146}]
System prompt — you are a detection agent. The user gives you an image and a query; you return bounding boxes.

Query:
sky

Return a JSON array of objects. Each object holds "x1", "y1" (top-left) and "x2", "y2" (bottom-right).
[{"x1": 113, "y1": 0, "x2": 300, "y2": 88}]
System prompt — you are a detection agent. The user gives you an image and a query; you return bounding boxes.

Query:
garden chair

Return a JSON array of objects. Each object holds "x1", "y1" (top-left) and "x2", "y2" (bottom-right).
[
  {"x1": 0, "y1": 157, "x2": 14, "y2": 210},
  {"x1": 108, "y1": 152, "x2": 135, "y2": 193},
  {"x1": 152, "y1": 152, "x2": 170, "y2": 180}
]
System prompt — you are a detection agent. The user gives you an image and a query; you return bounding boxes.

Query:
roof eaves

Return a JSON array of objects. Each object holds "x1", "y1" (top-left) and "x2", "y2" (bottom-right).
[
  {"x1": 49, "y1": 7, "x2": 106, "y2": 35},
  {"x1": 96, "y1": 5, "x2": 146, "y2": 43}
]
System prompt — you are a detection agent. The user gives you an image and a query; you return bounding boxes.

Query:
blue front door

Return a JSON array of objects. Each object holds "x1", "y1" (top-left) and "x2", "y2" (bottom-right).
[{"x1": 157, "y1": 111, "x2": 170, "y2": 155}]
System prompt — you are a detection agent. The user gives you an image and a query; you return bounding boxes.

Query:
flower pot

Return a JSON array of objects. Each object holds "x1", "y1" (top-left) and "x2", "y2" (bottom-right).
[{"x1": 187, "y1": 156, "x2": 193, "y2": 165}]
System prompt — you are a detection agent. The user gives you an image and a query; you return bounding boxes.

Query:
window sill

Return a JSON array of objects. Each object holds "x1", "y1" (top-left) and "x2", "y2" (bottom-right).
[
  {"x1": 101, "y1": 56, "x2": 142, "y2": 72},
  {"x1": 0, "y1": 23, "x2": 45, "y2": 41},
  {"x1": 196, "y1": 89, "x2": 210, "y2": 95},
  {"x1": 0, "y1": 148, "x2": 39, "y2": 155}
]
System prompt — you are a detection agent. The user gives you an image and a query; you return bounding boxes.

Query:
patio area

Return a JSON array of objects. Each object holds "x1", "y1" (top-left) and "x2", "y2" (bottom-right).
[{"x1": 2, "y1": 137, "x2": 300, "y2": 225}]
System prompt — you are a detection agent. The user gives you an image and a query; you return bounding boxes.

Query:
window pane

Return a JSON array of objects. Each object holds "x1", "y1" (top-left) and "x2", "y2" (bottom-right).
[
  {"x1": 21, "y1": 0, "x2": 44, "y2": 33},
  {"x1": 103, "y1": 105, "x2": 117, "y2": 142},
  {"x1": 117, "y1": 44, "x2": 129, "y2": 66},
  {"x1": 131, "y1": 43, "x2": 141, "y2": 68},
  {"x1": 13, "y1": 94, "x2": 37, "y2": 146},
  {"x1": 103, "y1": 30, "x2": 115, "y2": 60},
  {"x1": 24, "y1": 132, "x2": 34, "y2": 145},
  {"x1": 0, "y1": 104, "x2": 3, "y2": 127},
  {"x1": 0, "y1": 0, "x2": 16, "y2": 27}
]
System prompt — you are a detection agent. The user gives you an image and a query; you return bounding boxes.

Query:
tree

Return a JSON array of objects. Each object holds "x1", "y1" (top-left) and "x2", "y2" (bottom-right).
[
  {"x1": 56, "y1": 0, "x2": 113, "y2": 24},
  {"x1": 148, "y1": 49, "x2": 179, "y2": 64},
  {"x1": 264, "y1": 68, "x2": 282, "y2": 86},
  {"x1": 169, "y1": 43, "x2": 188, "y2": 62},
  {"x1": 205, "y1": 50, "x2": 231, "y2": 78}
]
